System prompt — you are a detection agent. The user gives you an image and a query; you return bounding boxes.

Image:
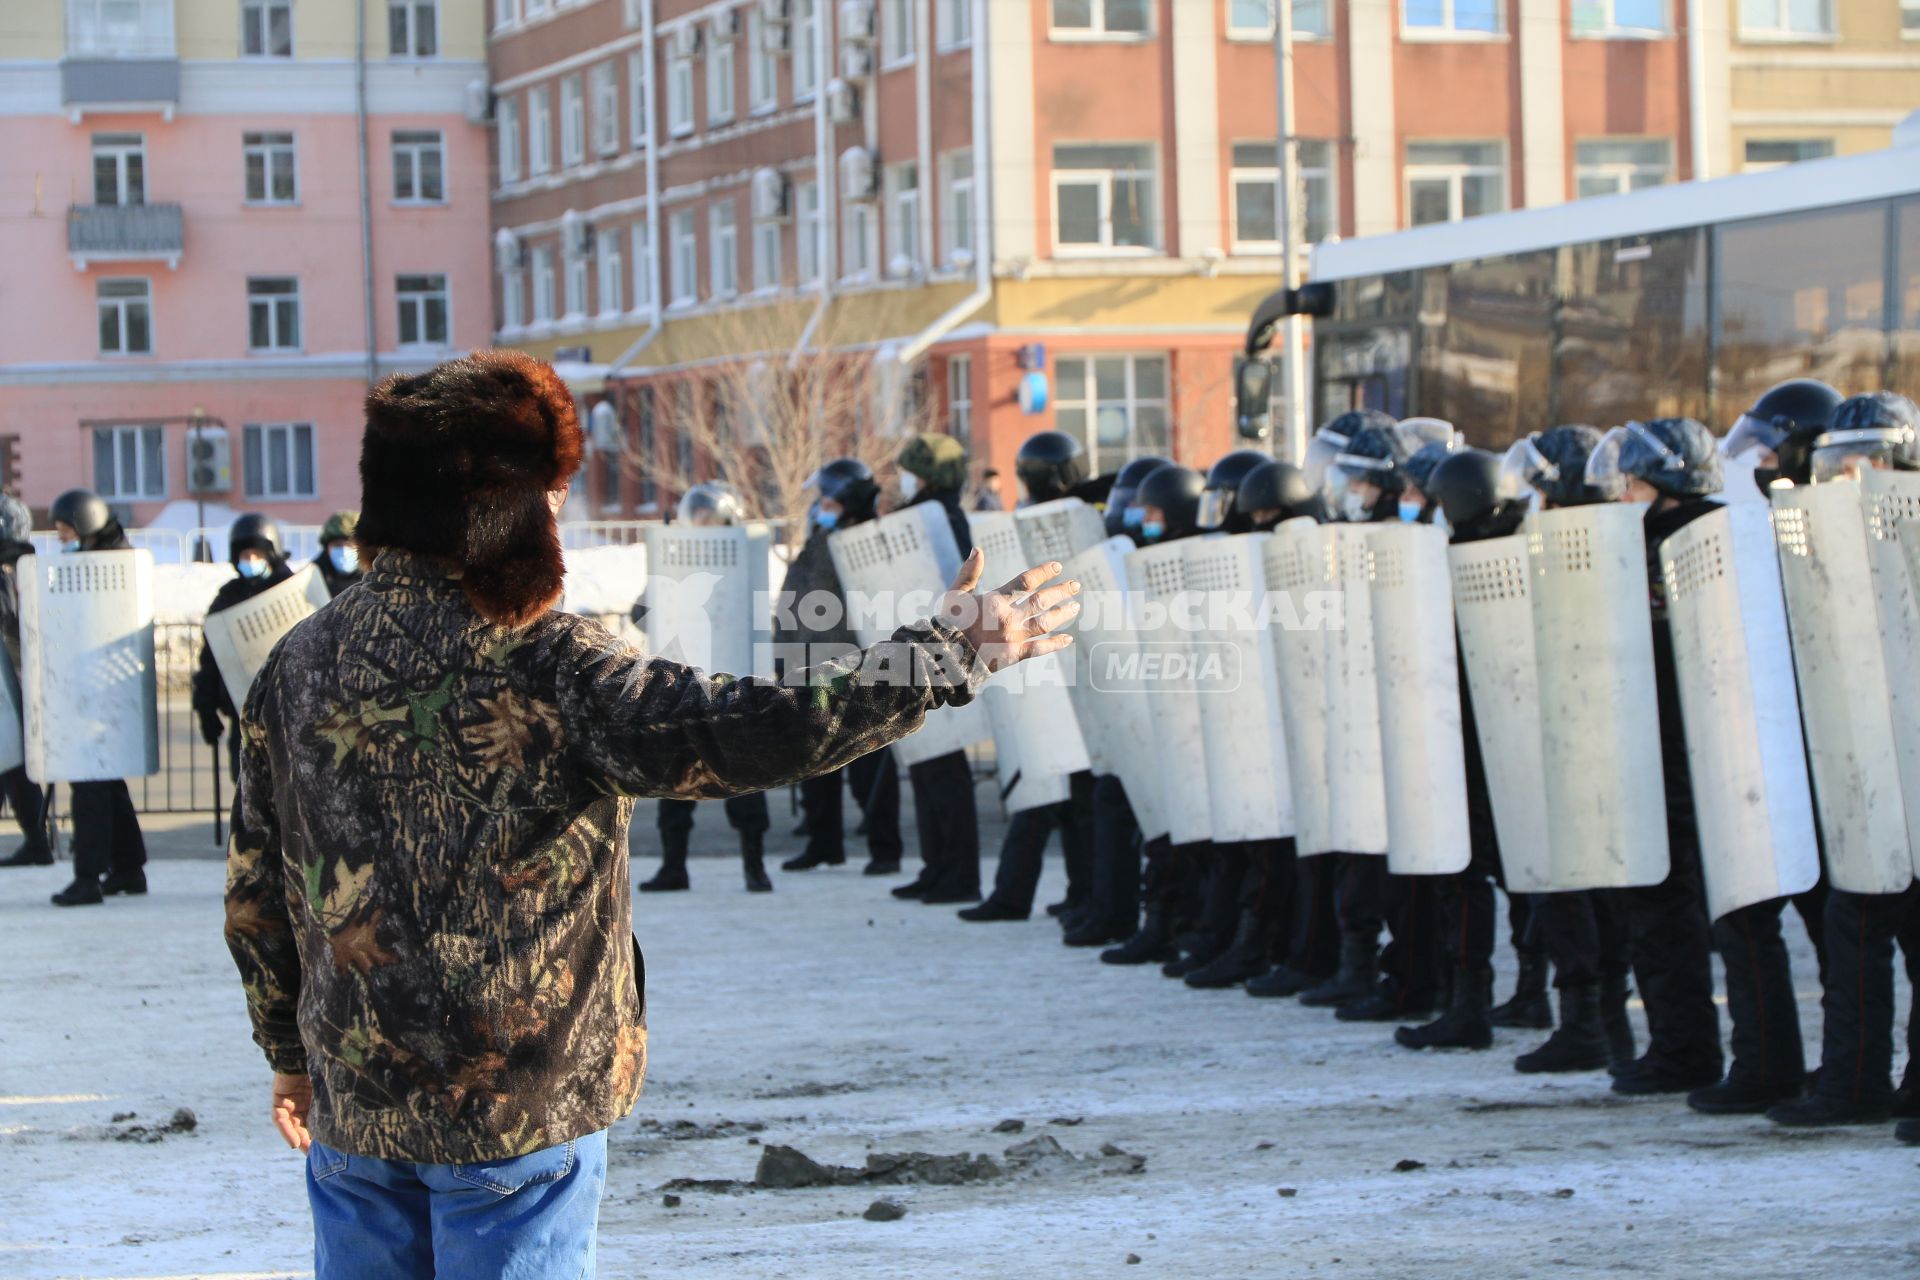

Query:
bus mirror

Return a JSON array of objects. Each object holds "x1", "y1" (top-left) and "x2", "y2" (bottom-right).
[
  {"x1": 1244, "y1": 288, "x2": 1291, "y2": 357},
  {"x1": 1235, "y1": 359, "x2": 1273, "y2": 441}
]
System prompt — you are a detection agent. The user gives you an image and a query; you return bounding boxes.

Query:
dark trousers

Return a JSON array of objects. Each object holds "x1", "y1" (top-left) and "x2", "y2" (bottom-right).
[
  {"x1": 987, "y1": 770, "x2": 1097, "y2": 913},
  {"x1": 1287, "y1": 854, "x2": 1341, "y2": 978},
  {"x1": 70, "y1": 780, "x2": 145, "y2": 881},
  {"x1": 657, "y1": 793, "x2": 770, "y2": 840},
  {"x1": 1815, "y1": 883, "x2": 1919, "y2": 1105},
  {"x1": 799, "y1": 747, "x2": 903, "y2": 862},
  {"x1": 1532, "y1": 889, "x2": 1631, "y2": 987},
  {"x1": 1622, "y1": 807, "x2": 1723, "y2": 1078},
  {"x1": 1241, "y1": 838, "x2": 1297, "y2": 937},
  {"x1": 2, "y1": 764, "x2": 49, "y2": 851},
  {"x1": 1085, "y1": 773, "x2": 1142, "y2": 931},
  {"x1": 909, "y1": 750, "x2": 978, "y2": 895},
  {"x1": 1714, "y1": 886, "x2": 1825, "y2": 1091}
]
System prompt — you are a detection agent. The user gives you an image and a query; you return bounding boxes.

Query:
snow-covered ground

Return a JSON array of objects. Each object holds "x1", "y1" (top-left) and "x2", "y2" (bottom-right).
[{"x1": 2, "y1": 838, "x2": 1914, "y2": 1280}]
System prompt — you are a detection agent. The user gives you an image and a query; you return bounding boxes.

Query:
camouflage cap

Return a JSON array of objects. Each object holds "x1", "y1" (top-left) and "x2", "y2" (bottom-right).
[
  {"x1": 321, "y1": 510, "x2": 360, "y2": 544},
  {"x1": 896, "y1": 432, "x2": 969, "y2": 493}
]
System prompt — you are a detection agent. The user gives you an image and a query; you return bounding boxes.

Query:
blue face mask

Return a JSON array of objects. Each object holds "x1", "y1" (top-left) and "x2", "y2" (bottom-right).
[
  {"x1": 1123, "y1": 507, "x2": 1145, "y2": 529},
  {"x1": 237, "y1": 558, "x2": 270, "y2": 580},
  {"x1": 1399, "y1": 500, "x2": 1424, "y2": 523},
  {"x1": 816, "y1": 509, "x2": 839, "y2": 531},
  {"x1": 1141, "y1": 520, "x2": 1166, "y2": 542},
  {"x1": 329, "y1": 545, "x2": 360, "y2": 575},
  {"x1": 60, "y1": 540, "x2": 80, "y2": 554}
]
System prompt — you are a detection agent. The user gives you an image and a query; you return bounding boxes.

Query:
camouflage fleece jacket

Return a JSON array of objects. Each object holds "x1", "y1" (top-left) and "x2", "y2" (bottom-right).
[{"x1": 225, "y1": 550, "x2": 986, "y2": 1164}]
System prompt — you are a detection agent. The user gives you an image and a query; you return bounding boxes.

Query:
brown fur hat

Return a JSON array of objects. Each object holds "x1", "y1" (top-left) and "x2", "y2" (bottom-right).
[{"x1": 357, "y1": 350, "x2": 583, "y2": 628}]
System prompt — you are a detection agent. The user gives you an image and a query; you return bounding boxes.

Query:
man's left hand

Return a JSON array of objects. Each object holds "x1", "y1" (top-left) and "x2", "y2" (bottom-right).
[
  {"x1": 272, "y1": 1071, "x2": 313, "y2": 1152},
  {"x1": 937, "y1": 550, "x2": 1081, "y2": 674}
]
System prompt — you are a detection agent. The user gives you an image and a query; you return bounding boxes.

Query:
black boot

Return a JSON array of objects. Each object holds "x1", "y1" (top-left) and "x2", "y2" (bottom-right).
[
  {"x1": 1687, "y1": 1070, "x2": 1804, "y2": 1116},
  {"x1": 1101, "y1": 905, "x2": 1177, "y2": 966},
  {"x1": 782, "y1": 848, "x2": 846, "y2": 871},
  {"x1": 100, "y1": 868, "x2": 147, "y2": 896},
  {"x1": 1766, "y1": 1092, "x2": 1891, "y2": 1127},
  {"x1": 958, "y1": 898, "x2": 1028, "y2": 922},
  {"x1": 0, "y1": 840, "x2": 53, "y2": 867},
  {"x1": 1598, "y1": 965, "x2": 1638, "y2": 1074},
  {"x1": 741, "y1": 833, "x2": 773, "y2": 893},
  {"x1": 1896, "y1": 1118, "x2": 1920, "y2": 1146},
  {"x1": 1337, "y1": 977, "x2": 1435, "y2": 1023},
  {"x1": 1514, "y1": 982, "x2": 1609, "y2": 1074},
  {"x1": 1246, "y1": 964, "x2": 1323, "y2": 999},
  {"x1": 1162, "y1": 928, "x2": 1231, "y2": 979},
  {"x1": 1184, "y1": 909, "x2": 1271, "y2": 990},
  {"x1": 642, "y1": 832, "x2": 691, "y2": 893},
  {"x1": 1298, "y1": 932, "x2": 1379, "y2": 1008},
  {"x1": 1396, "y1": 967, "x2": 1494, "y2": 1050},
  {"x1": 51, "y1": 877, "x2": 103, "y2": 907},
  {"x1": 1063, "y1": 915, "x2": 1133, "y2": 948},
  {"x1": 862, "y1": 858, "x2": 902, "y2": 876},
  {"x1": 1489, "y1": 952, "x2": 1552, "y2": 1030}
]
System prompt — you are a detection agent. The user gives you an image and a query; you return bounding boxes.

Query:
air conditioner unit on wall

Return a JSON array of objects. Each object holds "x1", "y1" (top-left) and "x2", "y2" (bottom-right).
[
  {"x1": 839, "y1": 0, "x2": 874, "y2": 41},
  {"x1": 839, "y1": 39, "x2": 872, "y2": 79},
  {"x1": 839, "y1": 145, "x2": 876, "y2": 201},
  {"x1": 187, "y1": 427, "x2": 232, "y2": 496},
  {"x1": 753, "y1": 167, "x2": 790, "y2": 220},
  {"x1": 826, "y1": 77, "x2": 859, "y2": 124},
  {"x1": 465, "y1": 79, "x2": 493, "y2": 124},
  {"x1": 672, "y1": 22, "x2": 702, "y2": 58}
]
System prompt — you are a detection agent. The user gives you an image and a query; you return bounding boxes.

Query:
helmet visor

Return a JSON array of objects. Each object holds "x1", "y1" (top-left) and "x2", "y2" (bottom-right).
[
  {"x1": 1397, "y1": 417, "x2": 1458, "y2": 451},
  {"x1": 1322, "y1": 454, "x2": 1392, "y2": 523},
  {"x1": 1722, "y1": 412, "x2": 1788, "y2": 461},
  {"x1": 1585, "y1": 427, "x2": 1630, "y2": 500},
  {"x1": 1498, "y1": 436, "x2": 1554, "y2": 501},
  {"x1": 1301, "y1": 427, "x2": 1349, "y2": 493},
  {"x1": 1810, "y1": 428, "x2": 1916, "y2": 484},
  {"x1": 1196, "y1": 487, "x2": 1235, "y2": 531}
]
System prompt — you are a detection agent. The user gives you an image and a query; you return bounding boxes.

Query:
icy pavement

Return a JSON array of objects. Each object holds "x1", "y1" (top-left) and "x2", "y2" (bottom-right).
[{"x1": 2, "y1": 852, "x2": 1915, "y2": 1280}]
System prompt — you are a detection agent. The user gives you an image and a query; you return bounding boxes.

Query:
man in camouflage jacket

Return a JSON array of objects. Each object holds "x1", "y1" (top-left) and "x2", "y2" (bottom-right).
[{"x1": 225, "y1": 351, "x2": 1080, "y2": 1278}]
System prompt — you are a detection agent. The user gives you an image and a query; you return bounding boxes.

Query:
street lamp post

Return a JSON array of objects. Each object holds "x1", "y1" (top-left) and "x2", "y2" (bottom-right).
[{"x1": 1272, "y1": 0, "x2": 1309, "y2": 463}]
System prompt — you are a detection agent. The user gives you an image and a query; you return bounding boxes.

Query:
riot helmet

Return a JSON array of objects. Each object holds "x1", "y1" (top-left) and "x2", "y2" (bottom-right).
[
  {"x1": 1500, "y1": 426, "x2": 1604, "y2": 508},
  {"x1": 1107, "y1": 455, "x2": 1171, "y2": 537},
  {"x1": 1809, "y1": 392, "x2": 1920, "y2": 484},
  {"x1": 1196, "y1": 449, "x2": 1270, "y2": 533},
  {"x1": 1303, "y1": 409, "x2": 1393, "y2": 493},
  {"x1": 1401, "y1": 440, "x2": 1456, "y2": 522},
  {"x1": 228, "y1": 512, "x2": 286, "y2": 568},
  {"x1": 806, "y1": 457, "x2": 880, "y2": 527},
  {"x1": 51, "y1": 489, "x2": 112, "y2": 549},
  {"x1": 1323, "y1": 417, "x2": 1459, "y2": 522},
  {"x1": 1014, "y1": 430, "x2": 1091, "y2": 504},
  {"x1": 1235, "y1": 459, "x2": 1319, "y2": 530},
  {"x1": 1429, "y1": 449, "x2": 1527, "y2": 544},
  {"x1": 1586, "y1": 418, "x2": 1722, "y2": 501},
  {"x1": 1722, "y1": 379, "x2": 1843, "y2": 462},
  {"x1": 1133, "y1": 464, "x2": 1206, "y2": 544},
  {"x1": 321, "y1": 510, "x2": 360, "y2": 547},
  {"x1": 677, "y1": 481, "x2": 745, "y2": 526}
]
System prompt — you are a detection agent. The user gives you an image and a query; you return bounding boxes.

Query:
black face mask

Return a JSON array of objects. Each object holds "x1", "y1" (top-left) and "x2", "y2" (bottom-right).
[{"x1": 1753, "y1": 466, "x2": 1781, "y2": 496}]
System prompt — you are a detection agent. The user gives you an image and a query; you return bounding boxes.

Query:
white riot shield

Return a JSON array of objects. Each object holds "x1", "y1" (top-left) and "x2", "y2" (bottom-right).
[
  {"x1": 1125, "y1": 541, "x2": 1211, "y2": 845},
  {"x1": 203, "y1": 567, "x2": 333, "y2": 710},
  {"x1": 829, "y1": 504, "x2": 988, "y2": 768},
  {"x1": 1325, "y1": 525, "x2": 1389, "y2": 856},
  {"x1": 0, "y1": 652, "x2": 22, "y2": 775},
  {"x1": 1660, "y1": 505, "x2": 1820, "y2": 921},
  {"x1": 642, "y1": 525, "x2": 772, "y2": 676},
  {"x1": 1014, "y1": 497, "x2": 1108, "y2": 569},
  {"x1": 1062, "y1": 537, "x2": 1166, "y2": 839},
  {"x1": 21, "y1": 549, "x2": 159, "y2": 783},
  {"x1": 1368, "y1": 524, "x2": 1470, "y2": 876},
  {"x1": 1526, "y1": 504, "x2": 1669, "y2": 889},
  {"x1": 1183, "y1": 533, "x2": 1293, "y2": 842},
  {"x1": 1773, "y1": 482, "x2": 1915, "y2": 894},
  {"x1": 1448, "y1": 534, "x2": 1552, "y2": 892},
  {"x1": 968, "y1": 510, "x2": 1088, "y2": 812},
  {"x1": 1265, "y1": 519, "x2": 1333, "y2": 854},
  {"x1": 1860, "y1": 469, "x2": 1920, "y2": 881}
]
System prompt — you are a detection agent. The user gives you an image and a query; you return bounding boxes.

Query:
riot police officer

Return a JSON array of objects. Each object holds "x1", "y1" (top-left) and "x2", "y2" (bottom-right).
[
  {"x1": 0, "y1": 493, "x2": 50, "y2": 868},
  {"x1": 1719, "y1": 378, "x2": 1844, "y2": 497},
  {"x1": 314, "y1": 510, "x2": 363, "y2": 597},
  {"x1": 1194, "y1": 449, "x2": 1271, "y2": 536},
  {"x1": 642, "y1": 483, "x2": 775, "y2": 894},
  {"x1": 1012, "y1": 430, "x2": 1092, "y2": 506},
  {"x1": 193, "y1": 514, "x2": 294, "y2": 780}
]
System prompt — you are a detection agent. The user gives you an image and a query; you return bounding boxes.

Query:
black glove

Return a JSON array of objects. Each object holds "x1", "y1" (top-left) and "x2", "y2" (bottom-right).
[{"x1": 198, "y1": 708, "x2": 223, "y2": 746}]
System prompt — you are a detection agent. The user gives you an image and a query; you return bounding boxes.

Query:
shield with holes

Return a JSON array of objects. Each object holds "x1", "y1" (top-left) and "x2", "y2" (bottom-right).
[
  {"x1": 643, "y1": 524, "x2": 772, "y2": 678},
  {"x1": 1324, "y1": 523, "x2": 1389, "y2": 856},
  {"x1": 1014, "y1": 497, "x2": 1108, "y2": 570},
  {"x1": 1660, "y1": 504, "x2": 1820, "y2": 920},
  {"x1": 1183, "y1": 532, "x2": 1293, "y2": 842},
  {"x1": 1265, "y1": 518, "x2": 1334, "y2": 855},
  {"x1": 1773, "y1": 481, "x2": 1916, "y2": 893},
  {"x1": 1125, "y1": 539, "x2": 1212, "y2": 845},
  {"x1": 202, "y1": 566, "x2": 334, "y2": 711},
  {"x1": 1860, "y1": 469, "x2": 1920, "y2": 881},
  {"x1": 969, "y1": 510, "x2": 1088, "y2": 813},
  {"x1": 1368, "y1": 523, "x2": 1470, "y2": 876},
  {"x1": 829, "y1": 503, "x2": 988, "y2": 768},
  {"x1": 1449, "y1": 532, "x2": 1552, "y2": 892},
  {"x1": 20, "y1": 549, "x2": 158, "y2": 783},
  {"x1": 1527, "y1": 504, "x2": 1670, "y2": 889},
  {"x1": 1060, "y1": 535, "x2": 1166, "y2": 839}
]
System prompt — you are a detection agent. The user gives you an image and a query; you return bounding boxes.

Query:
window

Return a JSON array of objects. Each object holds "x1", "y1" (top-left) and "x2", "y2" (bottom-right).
[
  {"x1": 497, "y1": 97, "x2": 521, "y2": 183},
  {"x1": 947, "y1": 354, "x2": 972, "y2": 442},
  {"x1": 1405, "y1": 141, "x2": 1504, "y2": 226},
  {"x1": 247, "y1": 277, "x2": 301, "y2": 351},
  {"x1": 388, "y1": 0, "x2": 438, "y2": 56},
  {"x1": 597, "y1": 228, "x2": 624, "y2": 315},
  {"x1": 887, "y1": 162, "x2": 920, "y2": 274},
  {"x1": 707, "y1": 31, "x2": 736, "y2": 125},
  {"x1": 629, "y1": 52, "x2": 649, "y2": 147},
  {"x1": 797, "y1": 180, "x2": 822, "y2": 283},
  {"x1": 528, "y1": 0, "x2": 550, "y2": 14},
  {"x1": 1228, "y1": 140, "x2": 1336, "y2": 250},
  {"x1": 842, "y1": 201, "x2": 877, "y2": 279},
  {"x1": 241, "y1": 0, "x2": 293, "y2": 56},
  {"x1": 67, "y1": 0, "x2": 174, "y2": 56},
  {"x1": 669, "y1": 52, "x2": 695, "y2": 136},
  {"x1": 501, "y1": 259, "x2": 525, "y2": 329},
  {"x1": 1051, "y1": 143, "x2": 1157, "y2": 252},
  {"x1": 939, "y1": 149, "x2": 974, "y2": 265},
  {"x1": 561, "y1": 75, "x2": 586, "y2": 165},
  {"x1": 92, "y1": 133, "x2": 145, "y2": 207},
  {"x1": 244, "y1": 131, "x2": 297, "y2": 203},
  {"x1": 592, "y1": 63, "x2": 620, "y2": 155},
  {"x1": 794, "y1": 0, "x2": 820, "y2": 96},
  {"x1": 1053, "y1": 354, "x2": 1169, "y2": 474},
  {"x1": 392, "y1": 130, "x2": 445, "y2": 202},
  {"x1": 637, "y1": 387, "x2": 658, "y2": 506},
  {"x1": 749, "y1": 10, "x2": 778, "y2": 110},
  {"x1": 565, "y1": 244, "x2": 589, "y2": 318},
  {"x1": 1574, "y1": 138, "x2": 1672, "y2": 198},
  {"x1": 1739, "y1": 0, "x2": 1832, "y2": 37},
  {"x1": 631, "y1": 220, "x2": 653, "y2": 311},
  {"x1": 243, "y1": 424, "x2": 316, "y2": 500},
  {"x1": 1742, "y1": 138, "x2": 1835, "y2": 171},
  {"x1": 1048, "y1": 0, "x2": 1150, "y2": 37},
  {"x1": 96, "y1": 279, "x2": 152, "y2": 356},
  {"x1": 1226, "y1": 0, "x2": 1331, "y2": 39},
  {"x1": 753, "y1": 214, "x2": 781, "y2": 291},
  {"x1": 1404, "y1": 0, "x2": 1502, "y2": 35},
  {"x1": 495, "y1": 0, "x2": 517, "y2": 29},
  {"x1": 92, "y1": 425, "x2": 166, "y2": 500},
  {"x1": 670, "y1": 210, "x2": 698, "y2": 305},
  {"x1": 711, "y1": 199, "x2": 738, "y2": 298},
  {"x1": 532, "y1": 245, "x2": 557, "y2": 322},
  {"x1": 1906, "y1": 0, "x2": 1920, "y2": 35},
  {"x1": 528, "y1": 87, "x2": 552, "y2": 174},
  {"x1": 936, "y1": 0, "x2": 972, "y2": 48},
  {"x1": 883, "y1": 0, "x2": 915, "y2": 63},
  {"x1": 1570, "y1": 0, "x2": 1667, "y2": 36},
  {"x1": 396, "y1": 274, "x2": 449, "y2": 346}
]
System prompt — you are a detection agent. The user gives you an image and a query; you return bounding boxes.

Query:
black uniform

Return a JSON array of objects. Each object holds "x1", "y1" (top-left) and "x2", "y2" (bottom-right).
[
  {"x1": 193, "y1": 562, "x2": 294, "y2": 777},
  {"x1": 0, "y1": 536, "x2": 50, "y2": 861},
  {"x1": 899, "y1": 484, "x2": 980, "y2": 902},
  {"x1": 67, "y1": 522, "x2": 147, "y2": 890}
]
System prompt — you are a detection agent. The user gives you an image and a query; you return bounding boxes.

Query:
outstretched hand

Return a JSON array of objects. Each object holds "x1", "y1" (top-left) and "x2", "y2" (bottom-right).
[{"x1": 936, "y1": 548, "x2": 1081, "y2": 675}]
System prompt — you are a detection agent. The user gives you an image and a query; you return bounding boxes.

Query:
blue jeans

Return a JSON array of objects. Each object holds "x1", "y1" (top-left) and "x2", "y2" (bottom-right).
[{"x1": 306, "y1": 1130, "x2": 607, "y2": 1280}]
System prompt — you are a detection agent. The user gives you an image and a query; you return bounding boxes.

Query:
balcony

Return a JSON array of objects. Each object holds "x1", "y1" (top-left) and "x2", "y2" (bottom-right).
[
  {"x1": 68, "y1": 204, "x2": 185, "y2": 270},
  {"x1": 60, "y1": 58, "x2": 180, "y2": 122}
]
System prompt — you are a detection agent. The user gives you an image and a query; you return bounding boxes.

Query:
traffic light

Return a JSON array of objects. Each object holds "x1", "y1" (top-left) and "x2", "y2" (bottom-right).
[{"x1": 187, "y1": 426, "x2": 232, "y2": 495}]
